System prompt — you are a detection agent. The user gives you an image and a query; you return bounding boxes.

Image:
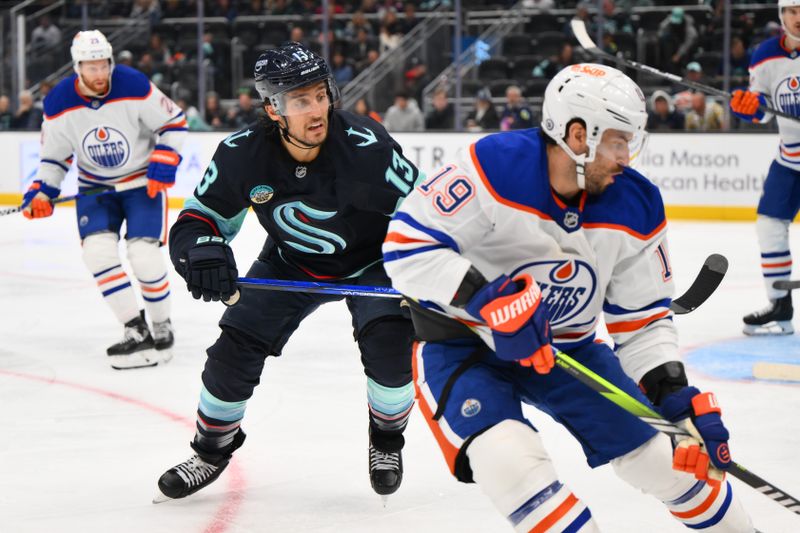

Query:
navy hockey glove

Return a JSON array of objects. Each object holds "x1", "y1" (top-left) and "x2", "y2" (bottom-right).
[
  {"x1": 660, "y1": 386, "x2": 731, "y2": 486},
  {"x1": 183, "y1": 236, "x2": 238, "y2": 302},
  {"x1": 465, "y1": 273, "x2": 554, "y2": 373},
  {"x1": 21, "y1": 180, "x2": 60, "y2": 219},
  {"x1": 146, "y1": 144, "x2": 182, "y2": 198}
]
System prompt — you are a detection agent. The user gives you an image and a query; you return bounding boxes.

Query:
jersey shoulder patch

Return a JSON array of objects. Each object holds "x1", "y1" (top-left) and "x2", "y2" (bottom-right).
[
  {"x1": 334, "y1": 109, "x2": 393, "y2": 150},
  {"x1": 584, "y1": 167, "x2": 666, "y2": 240},
  {"x1": 43, "y1": 75, "x2": 85, "y2": 118},
  {"x1": 106, "y1": 65, "x2": 152, "y2": 100},
  {"x1": 470, "y1": 129, "x2": 550, "y2": 212},
  {"x1": 751, "y1": 36, "x2": 789, "y2": 68}
]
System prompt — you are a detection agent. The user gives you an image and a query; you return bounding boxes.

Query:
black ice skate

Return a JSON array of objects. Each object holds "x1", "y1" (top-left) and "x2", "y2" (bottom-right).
[
  {"x1": 743, "y1": 294, "x2": 794, "y2": 336},
  {"x1": 152, "y1": 318, "x2": 175, "y2": 350},
  {"x1": 107, "y1": 312, "x2": 166, "y2": 370},
  {"x1": 369, "y1": 443, "x2": 403, "y2": 502},
  {"x1": 154, "y1": 430, "x2": 246, "y2": 503}
]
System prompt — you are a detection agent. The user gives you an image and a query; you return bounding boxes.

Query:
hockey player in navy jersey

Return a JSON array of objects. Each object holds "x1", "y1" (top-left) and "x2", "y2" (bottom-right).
[
  {"x1": 731, "y1": 0, "x2": 800, "y2": 335},
  {"x1": 22, "y1": 30, "x2": 185, "y2": 369},
  {"x1": 384, "y1": 64, "x2": 754, "y2": 531},
  {"x1": 154, "y1": 42, "x2": 420, "y2": 502}
]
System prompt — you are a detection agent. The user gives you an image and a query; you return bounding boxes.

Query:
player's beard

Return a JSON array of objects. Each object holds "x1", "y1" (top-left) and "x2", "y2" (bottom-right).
[
  {"x1": 583, "y1": 163, "x2": 620, "y2": 195},
  {"x1": 290, "y1": 114, "x2": 328, "y2": 147},
  {"x1": 80, "y1": 75, "x2": 109, "y2": 96}
]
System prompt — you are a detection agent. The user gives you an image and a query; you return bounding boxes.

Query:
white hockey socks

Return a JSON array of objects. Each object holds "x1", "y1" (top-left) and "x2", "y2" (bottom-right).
[
  {"x1": 612, "y1": 433, "x2": 754, "y2": 532},
  {"x1": 82, "y1": 232, "x2": 139, "y2": 325},
  {"x1": 756, "y1": 215, "x2": 792, "y2": 301},
  {"x1": 127, "y1": 238, "x2": 171, "y2": 323},
  {"x1": 467, "y1": 420, "x2": 599, "y2": 532}
]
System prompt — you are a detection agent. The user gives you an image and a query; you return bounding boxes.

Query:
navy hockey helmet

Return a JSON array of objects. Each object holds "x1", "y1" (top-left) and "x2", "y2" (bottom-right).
[{"x1": 253, "y1": 42, "x2": 340, "y2": 116}]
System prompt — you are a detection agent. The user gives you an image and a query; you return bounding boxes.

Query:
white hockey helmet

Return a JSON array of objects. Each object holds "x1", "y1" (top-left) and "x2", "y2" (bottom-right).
[
  {"x1": 71, "y1": 30, "x2": 114, "y2": 75},
  {"x1": 541, "y1": 63, "x2": 648, "y2": 189},
  {"x1": 779, "y1": 0, "x2": 800, "y2": 41}
]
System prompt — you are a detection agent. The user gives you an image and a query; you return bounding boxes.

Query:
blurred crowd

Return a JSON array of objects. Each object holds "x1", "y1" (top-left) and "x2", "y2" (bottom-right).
[{"x1": 0, "y1": 0, "x2": 784, "y2": 133}]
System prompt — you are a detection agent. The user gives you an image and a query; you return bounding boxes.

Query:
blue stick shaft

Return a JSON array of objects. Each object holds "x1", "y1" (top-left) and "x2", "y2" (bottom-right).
[{"x1": 236, "y1": 277, "x2": 402, "y2": 298}]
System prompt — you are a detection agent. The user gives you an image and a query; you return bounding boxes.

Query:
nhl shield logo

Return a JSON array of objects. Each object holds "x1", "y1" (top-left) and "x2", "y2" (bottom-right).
[
  {"x1": 81, "y1": 126, "x2": 130, "y2": 169},
  {"x1": 295, "y1": 165, "x2": 307, "y2": 179},
  {"x1": 249, "y1": 185, "x2": 274, "y2": 204},
  {"x1": 563, "y1": 211, "x2": 579, "y2": 229}
]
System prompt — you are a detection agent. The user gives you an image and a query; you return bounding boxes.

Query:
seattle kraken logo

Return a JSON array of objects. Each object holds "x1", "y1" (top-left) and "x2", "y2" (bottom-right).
[
  {"x1": 513, "y1": 259, "x2": 596, "y2": 326},
  {"x1": 775, "y1": 77, "x2": 800, "y2": 117},
  {"x1": 81, "y1": 126, "x2": 130, "y2": 168},
  {"x1": 273, "y1": 201, "x2": 347, "y2": 254}
]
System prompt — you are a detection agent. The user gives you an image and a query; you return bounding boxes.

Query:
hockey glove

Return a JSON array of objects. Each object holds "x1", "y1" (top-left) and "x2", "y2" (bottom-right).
[
  {"x1": 660, "y1": 386, "x2": 731, "y2": 486},
  {"x1": 146, "y1": 144, "x2": 182, "y2": 198},
  {"x1": 730, "y1": 90, "x2": 766, "y2": 123},
  {"x1": 183, "y1": 236, "x2": 238, "y2": 302},
  {"x1": 465, "y1": 273, "x2": 554, "y2": 373},
  {"x1": 21, "y1": 180, "x2": 60, "y2": 219}
]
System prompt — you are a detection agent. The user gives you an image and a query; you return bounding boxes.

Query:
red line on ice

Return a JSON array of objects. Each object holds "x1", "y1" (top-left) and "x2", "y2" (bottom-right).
[{"x1": 0, "y1": 369, "x2": 245, "y2": 533}]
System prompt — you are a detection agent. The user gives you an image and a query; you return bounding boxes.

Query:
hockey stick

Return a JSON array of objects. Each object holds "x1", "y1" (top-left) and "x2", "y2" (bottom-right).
[
  {"x1": 0, "y1": 178, "x2": 149, "y2": 217},
  {"x1": 752, "y1": 361, "x2": 800, "y2": 382},
  {"x1": 225, "y1": 254, "x2": 726, "y2": 310},
  {"x1": 569, "y1": 19, "x2": 800, "y2": 124},
  {"x1": 555, "y1": 349, "x2": 800, "y2": 515},
  {"x1": 773, "y1": 280, "x2": 800, "y2": 291}
]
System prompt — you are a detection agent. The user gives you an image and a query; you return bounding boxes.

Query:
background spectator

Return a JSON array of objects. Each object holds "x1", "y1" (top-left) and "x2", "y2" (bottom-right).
[
  {"x1": 331, "y1": 50, "x2": 355, "y2": 87},
  {"x1": 685, "y1": 93, "x2": 725, "y2": 131},
  {"x1": 0, "y1": 95, "x2": 12, "y2": 130},
  {"x1": 658, "y1": 7, "x2": 698, "y2": 71},
  {"x1": 425, "y1": 88, "x2": 454, "y2": 130},
  {"x1": 117, "y1": 50, "x2": 134, "y2": 67},
  {"x1": 12, "y1": 91, "x2": 43, "y2": 130},
  {"x1": 465, "y1": 88, "x2": 500, "y2": 131},
  {"x1": 205, "y1": 91, "x2": 225, "y2": 129},
  {"x1": 500, "y1": 85, "x2": 534, "y2": 131},
  {"x1": 673, "y1": 62, "x2": 704, "y2": 113},
  {"x1": 30, "y1": 15, "x2": 61, "y2": 52},
  {"x1": 353, "y1": 97, "x2": 382, "y2": 123},
  {"x1": 383, "y1": 91, "x2": 424, "y2": 132},
  {"x1": 647, "y1": 90, "x2": 684, "y2": 131},
  {"x1": 226, "y1": 89, "x2": 260, "y2": 129}
]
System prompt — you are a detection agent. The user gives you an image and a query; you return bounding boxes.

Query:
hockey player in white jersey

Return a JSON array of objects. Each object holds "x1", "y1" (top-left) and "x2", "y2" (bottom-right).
[
  {"x1": 384, "y1": 64, "x2": 754, "y2": 531},
  {"x1": 730, "y1": 0, "x2": 800, "y2": 335},
  {"x1": 21, "y1": 30, "x2": 186, "y2": 369}
]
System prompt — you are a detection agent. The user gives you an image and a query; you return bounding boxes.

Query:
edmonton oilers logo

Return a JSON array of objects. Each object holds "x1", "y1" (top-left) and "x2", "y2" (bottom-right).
[
  {"x1": 81, "y1": 126, "x2": 130, "y2": 168},
  {"x1": 512, "y1": 259, "x2": 597, "y2": 326},
  {"x1": 461, "y1": 399, "x2": 481, "y2": 417},
  {"x1": 775, "y1": 77, "x2": 800, "y2": 116}
]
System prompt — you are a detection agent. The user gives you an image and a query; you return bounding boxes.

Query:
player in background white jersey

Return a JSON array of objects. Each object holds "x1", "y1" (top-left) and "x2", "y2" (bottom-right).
[
  {"x1": 384, "y1": 64, "x2": 753, "y2": 532},
  {"x1": 731, "y1": 0, "x2": 800, "y2": 335},
  {"x1": 21, "y1": 30, "x2": 187, "y2": 369}
]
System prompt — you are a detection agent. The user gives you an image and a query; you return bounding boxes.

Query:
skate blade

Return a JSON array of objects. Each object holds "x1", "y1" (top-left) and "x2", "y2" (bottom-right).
[
  {"x1": 152, "y1": 491, "x2": 173, "y2": 504},
  {"x1": 742, "y1": 321, "x2": 794, "y2": 336},
  {"x1": 110, "y1": 349, "x2": 169, "y2": 370}
]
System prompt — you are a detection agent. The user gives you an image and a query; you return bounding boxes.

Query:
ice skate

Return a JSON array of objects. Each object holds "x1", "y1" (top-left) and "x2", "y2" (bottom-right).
[
  {"x1": 743, "y1": 294, "x2": 794, "y2": 336},
  {"x1": 152, "y1": 318, "x2": 175, "y2": 351},
  {"x1": 369, "y1": 443, "x2": 403, "y2": 504},
  {"x1": 107, "y1": 312, "x2": 167, "y2": 369},
  {"x1": 154, "y1": 430, "x2": 246, "y2": 503}
]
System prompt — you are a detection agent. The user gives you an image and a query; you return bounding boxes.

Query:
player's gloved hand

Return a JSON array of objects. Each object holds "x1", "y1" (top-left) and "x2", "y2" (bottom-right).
[
  {"x1": 146, "y1": 144, "x2": 182, "y2": 198},
  {"x1": 659, "y1": 386, "x2": 731, "y2": 486},
  {"x1": 21, "y1": 180, "x2": 60, "y2": 219},
  {"x1": 182, "y1": 236, "x2": 238, "y2": 302},
  {"x1": 465, "y1": 273, "x2": 554, "y2": 373},
  {"x1": 730, "y1": 90, "x2": 766, "y2": 123}
]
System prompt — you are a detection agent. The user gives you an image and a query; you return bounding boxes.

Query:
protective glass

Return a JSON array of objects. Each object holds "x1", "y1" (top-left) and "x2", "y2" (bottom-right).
[
  {"x1": 269, "y1": 78, "x2": 340, "y2": 116},
  {"x1": 595, "y1": 129, "x2": 649, "y2": 169}
]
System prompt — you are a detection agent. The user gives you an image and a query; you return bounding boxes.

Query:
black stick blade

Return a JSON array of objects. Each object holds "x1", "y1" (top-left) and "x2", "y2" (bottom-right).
[
  {"x1": 773, "y1": 280, "x2": 800, "y2": 291},
  {"x1": 670, "y1": 254, "x2": 728, "y2": 314}
]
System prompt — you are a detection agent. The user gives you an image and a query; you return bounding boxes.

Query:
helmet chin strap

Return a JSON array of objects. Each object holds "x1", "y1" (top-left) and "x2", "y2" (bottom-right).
[
  {"x1": 555, "y1": 137, "x2": 593, "y2": 190},
  {"x1": 279, "y1": 118, "x2": 322, "y2": 150}
]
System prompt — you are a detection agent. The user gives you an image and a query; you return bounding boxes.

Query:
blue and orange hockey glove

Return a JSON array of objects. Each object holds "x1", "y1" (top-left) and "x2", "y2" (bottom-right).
[
  {"x1": 21, "y1": 180, "x2": 60, "y2": 219},
  {"x1": 146, "y1": 144, "x2": 182, "y2": 198},
  {"x1": 730, "y1": 90, "x2": 766, "y2": 123},
  {"x1": 660, "y1": 386, "x2": 731, "y2": 486},
  {"x1": 465, "y1": 273, "x2": 554, "y2": 374}
]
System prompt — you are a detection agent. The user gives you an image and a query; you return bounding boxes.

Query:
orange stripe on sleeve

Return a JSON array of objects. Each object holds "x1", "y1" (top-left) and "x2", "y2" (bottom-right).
[
  {"x1": 530, "y1": 493, "x2": 579, "y2": 533},
  {"x1": 606, "y1": 309, "x2": 670, "y2": 334},
  {"x1": 384, "y1": 232, "x2": 435, "y2": 245},
  {"x1": 762, "y1": 260, "x2": 792, "y2": 268}
]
